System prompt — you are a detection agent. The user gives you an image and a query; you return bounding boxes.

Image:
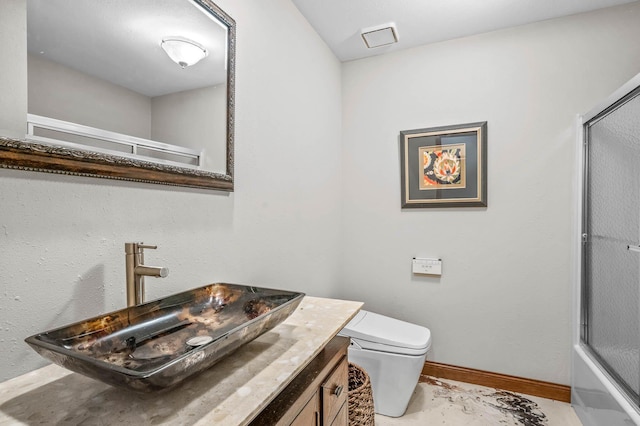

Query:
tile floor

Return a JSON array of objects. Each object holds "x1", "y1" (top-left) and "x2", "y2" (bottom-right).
[{"x1": 374, "y1": 376, "x2": 583, "y2": 425}]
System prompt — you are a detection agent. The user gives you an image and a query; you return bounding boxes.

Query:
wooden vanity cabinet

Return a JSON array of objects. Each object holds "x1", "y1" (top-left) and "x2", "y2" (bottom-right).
[
  {"x1": 249, "y1": 336, "x2": 349, "y2": 426},
  {"x1": 321, "y1": 353, "x2": 348, "y2": 425}
]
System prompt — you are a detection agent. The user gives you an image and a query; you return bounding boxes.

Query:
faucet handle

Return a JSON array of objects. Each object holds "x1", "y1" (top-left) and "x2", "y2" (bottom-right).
[{"x1": 125, "y1": 242, "x2": 159, "y2": 254}]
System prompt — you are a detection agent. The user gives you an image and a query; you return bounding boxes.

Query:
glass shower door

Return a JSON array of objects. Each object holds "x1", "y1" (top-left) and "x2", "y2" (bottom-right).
[{"x1": 583, "y1": 86, "x2": 640, "y2": 407}]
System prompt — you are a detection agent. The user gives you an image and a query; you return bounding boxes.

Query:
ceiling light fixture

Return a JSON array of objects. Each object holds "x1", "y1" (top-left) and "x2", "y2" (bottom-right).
[
  {"x1": 361, "y1": 23, "x2": 399, "y2": 49},
  {"x1": 161, "y1": 37, "x2": 208, "y2": 69}
]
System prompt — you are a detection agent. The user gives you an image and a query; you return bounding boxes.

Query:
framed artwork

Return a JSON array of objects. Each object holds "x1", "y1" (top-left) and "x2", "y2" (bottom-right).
[{"x1": 400, "y1": 121, "x2": 487, "y2": 208}]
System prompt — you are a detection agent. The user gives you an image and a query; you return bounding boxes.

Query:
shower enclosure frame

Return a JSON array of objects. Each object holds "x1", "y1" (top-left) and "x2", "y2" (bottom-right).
[{"x1": 573, "y1": 72, "x2": 640, "y2": 426}]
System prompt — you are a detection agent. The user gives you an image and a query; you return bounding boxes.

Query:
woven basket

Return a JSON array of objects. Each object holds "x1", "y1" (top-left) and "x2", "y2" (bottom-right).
[{"x1": 348, "y1": 363, "x2": 375, "y2": 426}]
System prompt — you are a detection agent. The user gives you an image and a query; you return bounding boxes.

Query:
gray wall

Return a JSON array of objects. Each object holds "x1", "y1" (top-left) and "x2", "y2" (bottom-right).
[
  {"x1": 0, "y1": 0, "x2": 27, "y2": 138},
  {"x1": 0, "y1": 0, "x2": 342, "y2": 381},
  {"x1": 28, "y1": 55, "x2": 227, "y2": 171},
  {"x1": 151, "y1": 85, "x2": 227, "y2": 172},
  {"x1": 340, "y1": 2, "x2": 640, "y2": 385},
  {"x1": 28, "y1": 54, "x2": 151, "y2": 139}
]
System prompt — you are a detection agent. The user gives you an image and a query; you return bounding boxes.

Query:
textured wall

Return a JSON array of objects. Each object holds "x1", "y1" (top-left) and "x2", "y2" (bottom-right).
[
  {"x1": 339, "y1": 2, "x2": 640, "y2": 385},
  {"x1": 0, "y1": 0, "x2": 342, "y2": 381}
]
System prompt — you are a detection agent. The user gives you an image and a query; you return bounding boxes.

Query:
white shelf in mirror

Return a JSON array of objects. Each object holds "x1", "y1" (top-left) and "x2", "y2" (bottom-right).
[{"x1": 26, "y1": 114, "x2": 204, "y2": 170}]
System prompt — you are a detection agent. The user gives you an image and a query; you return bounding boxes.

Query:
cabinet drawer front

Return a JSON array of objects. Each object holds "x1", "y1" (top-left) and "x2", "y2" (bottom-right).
[{"x1": 321, "y1": 357, "x2": 348, "y2": 424}]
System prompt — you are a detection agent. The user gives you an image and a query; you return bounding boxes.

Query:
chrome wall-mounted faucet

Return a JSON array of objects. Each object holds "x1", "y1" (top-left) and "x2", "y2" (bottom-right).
[{"x1": 125, "y1": 242, "x2": 169, "y2": 307}]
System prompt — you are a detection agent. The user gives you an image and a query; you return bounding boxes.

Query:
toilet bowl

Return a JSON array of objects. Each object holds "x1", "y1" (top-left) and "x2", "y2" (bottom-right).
[{"x1": 338, "y1": 310, "x2": 431, "y2": 417}]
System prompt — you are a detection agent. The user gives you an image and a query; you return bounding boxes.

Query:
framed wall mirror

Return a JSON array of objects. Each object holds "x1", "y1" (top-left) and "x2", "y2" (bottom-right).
[{"x1": 0, "y1": 0, "x2": 235, "y2": 191}]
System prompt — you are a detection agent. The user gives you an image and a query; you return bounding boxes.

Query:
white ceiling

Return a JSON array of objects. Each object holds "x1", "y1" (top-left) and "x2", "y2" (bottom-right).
[
  {"x1": 27, "y1": 0, "x2": 228, "y2": 97},
  {"x1": 291, "y1": 0, "x2": 637, "y2": 62}
]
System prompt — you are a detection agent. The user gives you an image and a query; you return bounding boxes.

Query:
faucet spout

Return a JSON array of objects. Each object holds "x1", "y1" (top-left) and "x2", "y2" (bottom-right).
[
  {"x1": 134, "y1": 265, "x2": 169, "y2": 278},
  {"x1": 125, "y1": 242, "x2": 169, "y2": 307}
]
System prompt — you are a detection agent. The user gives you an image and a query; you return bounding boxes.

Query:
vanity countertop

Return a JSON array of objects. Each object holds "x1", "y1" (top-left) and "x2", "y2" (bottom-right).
[{"x1": 0, "y1": 296, "x2": 363, "y2": 425}]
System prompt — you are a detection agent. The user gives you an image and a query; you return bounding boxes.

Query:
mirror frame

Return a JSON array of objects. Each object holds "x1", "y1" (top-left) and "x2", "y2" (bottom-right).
[{"x1": 0, "y1": 0, "x2": 235, "y2": 191}]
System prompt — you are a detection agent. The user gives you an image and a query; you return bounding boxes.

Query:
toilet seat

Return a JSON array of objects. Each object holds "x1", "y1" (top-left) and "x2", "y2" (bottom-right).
[{"x1": 339, "y1": 310, "x2": 431, "y2": 356}]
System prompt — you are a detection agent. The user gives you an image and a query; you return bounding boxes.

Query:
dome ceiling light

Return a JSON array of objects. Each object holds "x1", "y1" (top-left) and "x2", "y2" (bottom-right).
[{"x1": 161, "y1": 36, "x2": 208, "y2": 68}]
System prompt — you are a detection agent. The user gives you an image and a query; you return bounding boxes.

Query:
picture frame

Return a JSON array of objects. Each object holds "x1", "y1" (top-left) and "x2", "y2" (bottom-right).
[{"x1": 400, "y1": 121, "x2": 487, "y2": 208}]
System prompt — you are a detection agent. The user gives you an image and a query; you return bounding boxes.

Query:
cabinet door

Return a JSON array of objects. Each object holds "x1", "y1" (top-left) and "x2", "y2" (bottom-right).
[
  {"x1": 321, "y1": 357, "x2": 348, "y2": 425},
  {"x1": 329, "y1": 400, "x2": 348, "y2": 426},
  {"x1": 291, "y1": 391, "x2": 319, "y2": 426}
]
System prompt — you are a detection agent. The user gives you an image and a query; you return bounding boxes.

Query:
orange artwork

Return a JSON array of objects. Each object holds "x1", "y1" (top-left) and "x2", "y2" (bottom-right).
[{"x1": 418, "y1": 144, "x2": 466, "y2": 190}]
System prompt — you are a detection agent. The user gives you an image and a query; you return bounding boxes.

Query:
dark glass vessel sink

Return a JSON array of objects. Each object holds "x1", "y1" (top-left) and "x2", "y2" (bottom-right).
[{"x1": 25, "y1": 283, "x2": 304, "y2": 392}]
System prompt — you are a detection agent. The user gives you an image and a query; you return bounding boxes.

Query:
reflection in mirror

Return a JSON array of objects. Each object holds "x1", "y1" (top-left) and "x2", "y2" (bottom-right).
[{"x1": 0, "y1": 0, "x2": 235, "y2": 191}]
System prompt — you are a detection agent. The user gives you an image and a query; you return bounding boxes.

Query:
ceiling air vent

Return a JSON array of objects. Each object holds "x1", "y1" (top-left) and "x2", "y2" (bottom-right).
[{"x1": 361, "y1": 23, "x2": 399, "y2": 49}]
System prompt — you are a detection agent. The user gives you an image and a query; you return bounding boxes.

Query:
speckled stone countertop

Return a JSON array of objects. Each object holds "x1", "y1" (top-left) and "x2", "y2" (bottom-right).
[{"x1": 0, "y1": 296, "x2": 362, "y2": 426}]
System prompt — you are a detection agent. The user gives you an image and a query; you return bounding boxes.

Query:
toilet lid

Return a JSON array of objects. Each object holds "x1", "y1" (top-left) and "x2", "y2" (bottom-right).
[{"x1": 340, "y1": 310, "x2": 431, "y2": 351}]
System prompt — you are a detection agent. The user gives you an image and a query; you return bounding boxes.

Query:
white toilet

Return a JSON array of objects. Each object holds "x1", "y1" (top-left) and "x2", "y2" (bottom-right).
[{"x1": 338, "y1": 310, "x2": 432, "y2": 417}]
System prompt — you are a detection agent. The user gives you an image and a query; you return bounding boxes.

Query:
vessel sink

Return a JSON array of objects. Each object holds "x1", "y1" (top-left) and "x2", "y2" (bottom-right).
[{"x1": 25, "y1": 283, "x2": 304, "y2": 392}]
